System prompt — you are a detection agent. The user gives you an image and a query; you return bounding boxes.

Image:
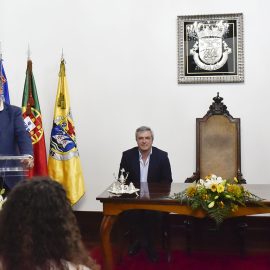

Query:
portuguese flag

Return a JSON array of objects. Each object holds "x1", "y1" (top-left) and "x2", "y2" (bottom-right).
[{"x1": 22, "y1": 59, "x2": 48, "y2": 177}]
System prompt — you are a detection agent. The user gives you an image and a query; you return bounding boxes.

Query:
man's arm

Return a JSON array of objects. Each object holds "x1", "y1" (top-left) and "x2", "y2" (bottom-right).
[
  {"x1": 14, "y1": 107, "x2": 34, "y2": 168},
  {"x1": 160, "y1": 153, "x2": 173, "y2": 183},
  {"x1": 119, "y1": 150, "x2": 140, "y2": 184},
  {"x1": 14, "y1": 107, "x2": 33, "y2": 155}
]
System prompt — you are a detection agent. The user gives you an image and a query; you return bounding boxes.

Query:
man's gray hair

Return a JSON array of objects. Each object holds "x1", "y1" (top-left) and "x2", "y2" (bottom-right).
[{"x1": 135, "y1": 126, "x2": 154, "y2": 140}]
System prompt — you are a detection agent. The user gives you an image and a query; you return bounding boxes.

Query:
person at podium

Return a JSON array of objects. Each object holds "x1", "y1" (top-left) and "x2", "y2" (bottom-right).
[
  {"x1": 119, "y1": 126, "x2": 172, "y2": 262},
  {"x1": 0, "y1": 89, "x2": 33, "y2": 190}
]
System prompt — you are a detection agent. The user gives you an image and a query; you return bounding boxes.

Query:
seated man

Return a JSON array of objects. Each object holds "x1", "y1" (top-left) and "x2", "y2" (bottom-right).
[{"x1": 119, "y1": 126, "x2": 172, "y2": 262}]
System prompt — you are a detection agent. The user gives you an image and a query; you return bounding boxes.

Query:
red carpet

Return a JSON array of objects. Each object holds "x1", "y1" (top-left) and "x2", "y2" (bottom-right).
[{"x1": 90, "y1": 247, "x2": 270, "y2": 270}]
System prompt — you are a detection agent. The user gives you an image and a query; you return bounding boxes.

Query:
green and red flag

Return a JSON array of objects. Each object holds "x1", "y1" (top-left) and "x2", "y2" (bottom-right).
[{"x1": 22, "y1": 59, "x2": 48, "y2": 177}]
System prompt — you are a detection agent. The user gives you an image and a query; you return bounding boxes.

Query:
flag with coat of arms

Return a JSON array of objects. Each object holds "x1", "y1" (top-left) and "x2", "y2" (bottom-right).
[
  {"x1": 48, "y1": 59, "x2": 85, "y2": 205},
  {"x1": 22, "y1": 59, "x2": 48, "y2": 177},
  {"x1": 0, "y1": 59, "x2": 10, "y2": 104}
]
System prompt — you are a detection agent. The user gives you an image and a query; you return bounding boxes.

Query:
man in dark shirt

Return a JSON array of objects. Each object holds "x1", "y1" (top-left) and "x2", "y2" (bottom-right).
[
  {"x1": 119, "y1": 126, "x2": 172, "y2": 262},
  {"x1": 0, "y1": 89, "x2": 33, "y2": 190}
]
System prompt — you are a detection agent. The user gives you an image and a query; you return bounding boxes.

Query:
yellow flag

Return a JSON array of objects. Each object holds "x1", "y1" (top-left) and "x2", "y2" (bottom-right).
[{"x1": 48, "y1": 60, "x2": 85, "y2": 204}]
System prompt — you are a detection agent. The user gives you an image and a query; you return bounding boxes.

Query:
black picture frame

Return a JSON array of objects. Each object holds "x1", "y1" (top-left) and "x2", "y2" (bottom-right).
[{"x1": 178, "y1": 13, "x2": 244, "y2": 83}]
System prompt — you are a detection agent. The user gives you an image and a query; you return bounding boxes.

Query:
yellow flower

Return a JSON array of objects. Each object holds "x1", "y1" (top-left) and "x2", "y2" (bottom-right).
[
  {"x1": 234, "y1": 177, "x2": 238, "y2": 183},
  {"x1": 217, "y1": 184, "x2": 225, "y2": 193},
  {"x1": 227, "y1": 184, "x2": 242, "y2": 197},
  {"x1": 186, "y1": 185, "x2": 196, "y2": 197},
  {"x1": 231, "y1": 204, "x2": 239, "y2": 212},
  {"x1": 201, "y1": 194, "x2": 209, "y2": 200},
  {"x1": 210, "y1": 183, "x2": 218, "y2": 192},
  {"x1": 219, "y1": 201, "x2": 224, "y2": 208}
]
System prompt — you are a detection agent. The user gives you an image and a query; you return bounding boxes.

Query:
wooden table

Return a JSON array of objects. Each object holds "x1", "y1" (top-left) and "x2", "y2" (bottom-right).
[{"x1": 96, "y1": 183, "x2": 270, "y2": 270}]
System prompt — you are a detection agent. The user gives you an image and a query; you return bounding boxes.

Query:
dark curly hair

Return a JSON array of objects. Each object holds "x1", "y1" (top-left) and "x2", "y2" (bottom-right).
[{"x1": 0, "y1": 177, "x2": 100, "y2": 270}]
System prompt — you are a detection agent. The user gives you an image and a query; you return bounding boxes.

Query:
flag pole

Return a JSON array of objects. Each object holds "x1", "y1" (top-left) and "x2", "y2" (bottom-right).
[
  {"x1": 26, "y1": 45, "x2": 34, "y2": 115},
  {"x1": 27, "y1": 44, "x2": 31, "y2": 61},
  {"x1": 61, "y1": 48, "x2": 64, "y2": 61},
  {"x1": 58, "y1": 49, "x2": 66, "y2": 109}
]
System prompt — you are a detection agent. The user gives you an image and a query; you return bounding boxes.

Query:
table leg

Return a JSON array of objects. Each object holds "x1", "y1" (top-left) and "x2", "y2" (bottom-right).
[{"x1": 100, "y1": 215, "x2": 117, "y2": 270}]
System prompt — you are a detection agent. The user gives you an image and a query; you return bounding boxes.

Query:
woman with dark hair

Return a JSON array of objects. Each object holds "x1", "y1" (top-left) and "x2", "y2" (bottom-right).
[{"x1": 0, "y1": 177, "x2": 100, "y2": 270}]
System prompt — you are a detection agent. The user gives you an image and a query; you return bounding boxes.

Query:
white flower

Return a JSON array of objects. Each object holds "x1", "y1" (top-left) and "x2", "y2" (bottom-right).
[
  {"x1": 0, "y1": 195, "x2": 6, "y2": 210},
  {"x1": 199, "y1": 179, "x2": 205, "y2": 185},
  {"x1": 203, "y1": 176, "x2": 223, "y2": 190},
  {"x1": 216, "y1": 176, "x2": 223, "y2": 182}
]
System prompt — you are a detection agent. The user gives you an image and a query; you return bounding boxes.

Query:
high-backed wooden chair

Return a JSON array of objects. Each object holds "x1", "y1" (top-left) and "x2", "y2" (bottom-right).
[
  {"x1": 184, "y1": 92, "x2": 247, "y2": 254},
  {"x1": 186, "y1": 92, "x2": 245, "y2": 184}
]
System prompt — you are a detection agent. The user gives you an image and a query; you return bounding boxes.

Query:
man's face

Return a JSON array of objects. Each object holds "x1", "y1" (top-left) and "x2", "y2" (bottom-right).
[{"x1": 136, "y1": 131, "x2": 153, "y2": 153}]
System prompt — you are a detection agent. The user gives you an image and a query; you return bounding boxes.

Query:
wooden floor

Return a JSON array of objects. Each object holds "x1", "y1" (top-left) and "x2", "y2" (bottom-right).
[{"x1": 75, "y1": 211, "x2": 270, "y2": 254}]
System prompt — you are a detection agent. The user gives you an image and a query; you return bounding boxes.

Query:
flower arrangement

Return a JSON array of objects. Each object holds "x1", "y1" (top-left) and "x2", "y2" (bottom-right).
[{"x1": 173, "y1": 175, "x2": 264, "y2": 224}]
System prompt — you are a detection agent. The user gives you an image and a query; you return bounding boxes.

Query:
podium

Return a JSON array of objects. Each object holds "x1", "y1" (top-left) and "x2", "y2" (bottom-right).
[{"x1": 0, "y1": 155, "x2": 31, "y2": 189}]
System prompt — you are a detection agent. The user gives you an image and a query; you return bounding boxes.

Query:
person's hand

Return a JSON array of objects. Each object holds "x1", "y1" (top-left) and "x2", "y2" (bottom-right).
[{"x1": 21, "y1": 156, "x2": 34, "y2": 169}]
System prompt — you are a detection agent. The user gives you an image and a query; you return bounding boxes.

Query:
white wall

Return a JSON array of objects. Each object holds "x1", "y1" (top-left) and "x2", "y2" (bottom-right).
[{"x1": 1, "y1": 0, "x2": 270, "y2": 211}]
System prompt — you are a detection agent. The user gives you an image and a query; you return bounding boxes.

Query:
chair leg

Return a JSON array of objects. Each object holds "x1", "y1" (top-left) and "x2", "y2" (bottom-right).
[
  {"x1": 163, "y1": 227, "x2": 171, "y2": 262},
  {"x1": 236, "y1": 222, "x2": 248, "y2": 256},
  {"x1": 162, "y1": 213, "x2": 171, "y2": 262}
]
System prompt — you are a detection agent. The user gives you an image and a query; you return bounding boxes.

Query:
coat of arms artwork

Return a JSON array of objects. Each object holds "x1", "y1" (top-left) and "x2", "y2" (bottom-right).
[{"x1": 178, "y1": 13, "x2": 244, "y2": 83}]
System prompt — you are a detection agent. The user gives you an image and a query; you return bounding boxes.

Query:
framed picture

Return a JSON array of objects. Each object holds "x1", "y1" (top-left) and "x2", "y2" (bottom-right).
[{"x1": 177, "y1": 13, "x2": 244, "y2": 84}]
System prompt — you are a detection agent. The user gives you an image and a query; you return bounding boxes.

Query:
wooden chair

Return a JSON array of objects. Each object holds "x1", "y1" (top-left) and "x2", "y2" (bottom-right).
[
  {"x1": 184, "y1": 92, "x2": 247, "y2": 254},
  {"x1": 186, "y1": 92, "x2": 245, "y2": 184}
]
